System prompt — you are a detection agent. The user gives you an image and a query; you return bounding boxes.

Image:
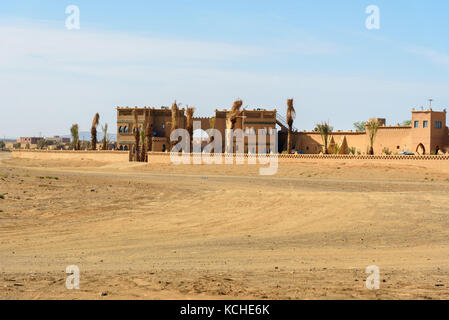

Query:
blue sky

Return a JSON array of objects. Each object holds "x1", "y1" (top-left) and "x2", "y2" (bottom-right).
[{"x1": 1, "y1": 1, "x2": 449, "y2": 138}]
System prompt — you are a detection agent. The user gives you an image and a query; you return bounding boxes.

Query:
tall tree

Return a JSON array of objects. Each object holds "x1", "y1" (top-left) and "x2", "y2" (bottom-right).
[
  {"x1": 91, "y1": 113, "x2": 100, "y2": 150},
  {"x1": 353, "y1": 121, "x2": 366, "y2": 132},
  {"x1": 170, "y1": 101, "x2": 180, "y2": 150},
  {"x1": 140, "y1": 128, "x2": 146, "y2": 162},
  {"x1": 226, "y1": 100, "x2": 243, "y2": 153},
  {"x1": 365, "y1": 119, "x2": 380, "y2": 155},
  {"x1": 316, "y1": 121, "x2": 333, "y2": 154},
  {"x1": 133, "y1": 108, "x2": 140, "y2": 161},
  {"x1": 70, "y1": 124, "x2": 80, "y2": 150},
  {"x1": 286, "y1": 98, "x2": 296, "y2": 153},
  {"x1": 101, "y1": 123, "x2": 108, "y2": 150},
  {"x1": 186, "y1": 106, "x2": 195, "y2": 152},
  {"x1": 401, "y1": 120, "x2": 412, "y2": 126},
  {"x1": 143, "y1": 108, "x2": 153, "y2": 162},
  {"x1": 209, "y1": 117, "x2": 216, "y2": 150}
]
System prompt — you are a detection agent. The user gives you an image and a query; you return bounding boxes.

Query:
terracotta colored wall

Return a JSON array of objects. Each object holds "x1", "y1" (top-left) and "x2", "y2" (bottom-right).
[
  {"x1": 296, "y1": 128, "x2": 412, "y2": 155},
  {"x1": 13, "y1": 150, "x2": 129, "y2": 162}
]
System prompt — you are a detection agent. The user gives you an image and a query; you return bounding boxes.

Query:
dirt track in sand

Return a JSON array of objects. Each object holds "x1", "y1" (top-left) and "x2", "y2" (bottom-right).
[{"x1": 1, "y1": 151, "x2": 449, "y2": 299}]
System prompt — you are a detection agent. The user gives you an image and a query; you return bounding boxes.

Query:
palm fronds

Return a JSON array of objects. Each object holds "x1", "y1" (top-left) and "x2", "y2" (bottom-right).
[
  {"x1": 316, "y1": 121, "x2": 333, "y2": 154},
  {"x1": 365, "y1": 119, "x2": 380, "y2": 155},
  {"x1": 101, "y1": 123, "x2": 108, "y2": 150},
  {"x1": 70, "y1": 124, "x2": 80, "y2": 150},
  {"x1": 228, "y1": 99, "x2": 243, "y2": 130}
]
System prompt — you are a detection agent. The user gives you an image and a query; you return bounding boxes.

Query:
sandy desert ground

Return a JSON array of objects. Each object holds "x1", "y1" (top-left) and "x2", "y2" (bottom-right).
[{"x1": 1, "y1": 151, "x2": 449, "y2": 299}]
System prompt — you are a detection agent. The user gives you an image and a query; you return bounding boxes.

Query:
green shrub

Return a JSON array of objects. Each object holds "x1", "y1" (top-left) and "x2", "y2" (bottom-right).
[
  {"x1": 382, "y1": 147, "x2": 392, "y2": 155},
  {"x1": 346, "y1": 147, "x2": 356, "y2": 155}
]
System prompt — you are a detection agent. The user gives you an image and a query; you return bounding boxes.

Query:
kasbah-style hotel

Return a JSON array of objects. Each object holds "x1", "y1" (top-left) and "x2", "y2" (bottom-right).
[{"x1": 116, "y1": 103, "x2": 449, "y2": 156}]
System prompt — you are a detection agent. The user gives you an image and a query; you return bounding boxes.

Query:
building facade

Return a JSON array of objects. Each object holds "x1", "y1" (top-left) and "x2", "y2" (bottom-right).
[
  {"x1": 117, "y1": 106, "x2": 277, "y2": 153},
  {"x1": 17, "y1": 137, "x2": 43, "y2": 149},
  {"x1": 117, "y1": 107, "x2": 186, "y2": 152},
  {"x1": 295, "y1": 108, "x2": 449, "y2": 155},
  {"x1": 117, "y1": 105, "x2": 449, "y2": 155}
]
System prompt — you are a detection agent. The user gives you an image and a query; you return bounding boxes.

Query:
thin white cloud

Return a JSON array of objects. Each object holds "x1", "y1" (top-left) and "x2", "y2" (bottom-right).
[
  {"x1": 0, "y1": 21, "x2": 340, "y2": 71},
  {"x1": 0, "y1": 20, "x2": 447, "y2": 138},
  {"x1": 407, "y1": 46, "x2": 449, "y2": 67}
]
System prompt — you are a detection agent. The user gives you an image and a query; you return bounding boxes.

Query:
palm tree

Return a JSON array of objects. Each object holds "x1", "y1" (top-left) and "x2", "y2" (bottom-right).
[
  {"x1": 186, "y1": 106, "x2": 195, "y2": 152},
  {"x1": 70, "y1": 124, "x2": 80, "y2": 150},
  {"x1": 286, "y1": 98, "x2": 296, "y2": 154},
  {"x1": 128, "y1": 145, "x2": 133, "y2": 162},
  {"x1": 140, "y1": 128, "x2": 146, "y2": 162},
  {"x1": 209, "y1": 117, "x2": 216, "y2": 147},
  {"x1": 228, "y1": 100, "x2": 243, "y2": 130},
  {"x1": 353, "y1": 121, "x2": 366, "y2": 132},
  {"x1": 316, "y1": 121, "x2": 333, "y2": 154},
  {"x1": 226, "y1": 100, "x2": 243, "y2": 153},
  {"x1": 365, "y1": 119, "x2": 380, "y2": 155},
  {"x1": 170, "y1": 101, "x2": 180, "y2": 150},
  {"x1": 101, "y1": 123, "x2": 108, "y2": 150},
  {"x1": 91, "y1": 113, "x2": 100, "y2": 150},
  {"x1": 143, "y1": 108, "x2": 153, "y2": 161},
  {"x1": 133, "y1": 108, "x2": 140, "y2": 161}
]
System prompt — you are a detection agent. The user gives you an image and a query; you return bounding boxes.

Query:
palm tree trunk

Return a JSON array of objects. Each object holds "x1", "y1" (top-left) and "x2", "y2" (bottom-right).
[
  {"x1": 133, "y1": 109, "x2": 140, "y2": 162},
  {"x1": 129, "y1": 145, "x2": 133, "y2": 162},
  {"x1": 287, "y1": 125, "x2": 292, "y2": 154},
  {"x1": 91, "y1": 128, "x2": 97, "y2": 150},
  {"x1": 91, "y1": 113, "x2": 99, "y2": 151},
  {"x1": 145, "y1": 109, "x2": 153, "y2": 161}
]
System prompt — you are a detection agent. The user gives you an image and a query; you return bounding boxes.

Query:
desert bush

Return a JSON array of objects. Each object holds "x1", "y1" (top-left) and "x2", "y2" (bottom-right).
[
  {"x1": 382, "y1": 147, "x2": 392, "y2": 155},
  {"x1": 346, "y1": 147, "x2": 356, "y2": 155}
]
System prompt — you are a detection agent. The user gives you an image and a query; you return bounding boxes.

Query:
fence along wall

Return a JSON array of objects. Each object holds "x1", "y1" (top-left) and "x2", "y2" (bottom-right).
[
  {"x1": 11, "y1": 150, "x2": 449, "y2": 165},
  {"x1": 12, "y1": 150, "x2": 129, "y2": 162}
]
